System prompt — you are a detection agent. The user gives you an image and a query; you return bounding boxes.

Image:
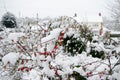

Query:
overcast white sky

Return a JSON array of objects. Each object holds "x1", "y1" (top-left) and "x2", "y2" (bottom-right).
[{"x1": 0, "y1": 0, "x2": 111, "y2": 19}]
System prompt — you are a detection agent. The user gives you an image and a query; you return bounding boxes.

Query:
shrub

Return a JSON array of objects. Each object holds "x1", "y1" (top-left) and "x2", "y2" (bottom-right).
[{"x1": 1, "y1": 12, "x2": 17, "y2": 28}]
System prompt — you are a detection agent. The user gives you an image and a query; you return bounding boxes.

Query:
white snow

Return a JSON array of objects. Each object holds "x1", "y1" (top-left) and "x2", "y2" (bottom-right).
[
  {"x1": 41, "y1": 35, "x2": 55, "y2": 44},
  {"x1": 23, "y1": 69, "x2": 41, "y2": 80},
  {"x1": 50, "y1": 28, "x2": 62, "y2": 40},
  {"x1": 2, "y1": 52, "x2": 19, "y2": 66},
  {"x1": 41, "y1": 28, "x2": 62, "y2": 44},
  {"x1": 7, "y1": 32, "x2": 25, "y2": 42}
]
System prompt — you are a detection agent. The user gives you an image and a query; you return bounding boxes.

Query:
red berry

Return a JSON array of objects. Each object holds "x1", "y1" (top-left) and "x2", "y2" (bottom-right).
[
  {"x1": 89, "y1": 71, "x2": 92, "y2": 74},
  {"x1": 29, "y1": 68, "x2": 32, "y2": 71},
  {"x1": 17, "y1": 45, "x2": 21, "y2": 49},
  {"x1": 87, "y1": 71, "x2": 92, "y2": 77},
  {"x1": 54, "y1": 45, "x2": 58, "y2": 49},
  {"x1": 22, "y1": 46, "x2": 26, "y2": 50},
  {"x1": 60, "y1": 32, "x2": 64, "y2": 36},
  {"x1": 34, "y1": 52, "x2": 37, "y2": 57},
  {"x1": 20, "y1": 67, "x2": 28, "y2": 71},
  {"x1": 55, "y1": 70, "x2": 59, "y2": 75},
  {"x1": 26, "y1": 68, "x2": 29, "y2": 72},
  {"x1": 89, "y1": 63, "x2": 92, "y2": 65},
  {"x1": 108, "y1": 65, "x2": 110, "y2": 68},
  {"x1": 21, "y1": 60, "x2": 24, "y2": 64},
  {"x1": 3, "y1": 66, "x2": 6, "y2": 69},
  {"x1": 26, "y1": 59, "x2": 28, "y2": 63}
]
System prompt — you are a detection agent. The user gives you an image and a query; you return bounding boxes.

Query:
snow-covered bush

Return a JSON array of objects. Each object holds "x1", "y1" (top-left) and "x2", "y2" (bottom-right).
[
  {"x1": 88, "y1": 36, "x2": 105, "y2": 59},
  {"x1": 62, "y1": 24, "x2": 93, "y2": 56},
  {"x1": 0, "y1": 16, "x2": 120, "y2": 80},
  {"x1": 63, "y1": 33, "x2": 86, "y2": 56},
  {"x1": 1, "y1": 12, "x2": 17, "y2": 28}
]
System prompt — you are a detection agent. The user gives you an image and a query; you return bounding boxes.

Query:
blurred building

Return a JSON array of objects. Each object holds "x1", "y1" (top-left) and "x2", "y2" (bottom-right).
[{"x1": 74, "y1": 13, "x2": 103, "y2": 36}]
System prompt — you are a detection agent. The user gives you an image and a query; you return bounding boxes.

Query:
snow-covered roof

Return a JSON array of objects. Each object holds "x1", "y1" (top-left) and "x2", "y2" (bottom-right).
[
  {"x1": 86, "y1": 15, "x2": 103, "y2": 22},
  {"x1": 74, "y1": 15, "x2": 103, "y2": 23}
]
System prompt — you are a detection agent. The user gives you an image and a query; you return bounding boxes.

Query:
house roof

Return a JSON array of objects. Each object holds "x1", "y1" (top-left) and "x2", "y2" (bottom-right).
[
  {"x1": 74, "y1": 14, "x2": 103, "y2": 23},
  {"x1": 86, "y1": 15, "x2": 103, "y2": 22}
]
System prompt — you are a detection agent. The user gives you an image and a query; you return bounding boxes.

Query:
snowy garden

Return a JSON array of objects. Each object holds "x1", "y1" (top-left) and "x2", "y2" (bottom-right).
[{"x1": 0, "y1": 13, "x2": 120, "y2": 80}]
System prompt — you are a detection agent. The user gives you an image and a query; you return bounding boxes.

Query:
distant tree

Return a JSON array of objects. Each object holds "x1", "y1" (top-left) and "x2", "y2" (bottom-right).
[
  {"x1": 1, "y1": 12, "x2": 17, "y2": 28},
  {"x1": 109, "y1": 0, "x2": 120, "y2": 31}
]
